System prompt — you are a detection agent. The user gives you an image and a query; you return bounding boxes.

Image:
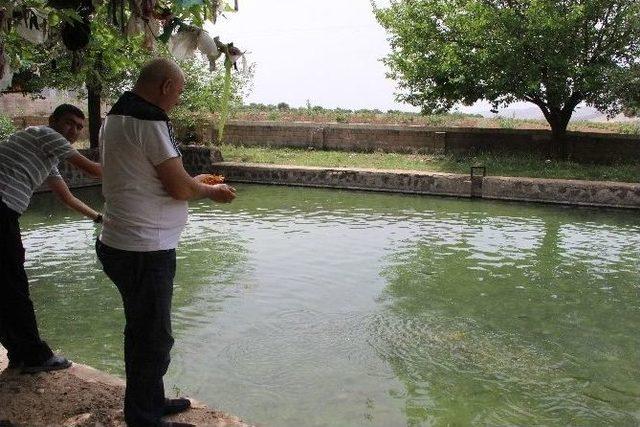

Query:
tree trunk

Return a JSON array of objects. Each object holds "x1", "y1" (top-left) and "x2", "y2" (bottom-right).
[
  {"x1": 547, "y1": 113, "x2": 570, "y2": 160},
  {"x1": 87, "y1": 82, "x2": 101, "y2": 150}
]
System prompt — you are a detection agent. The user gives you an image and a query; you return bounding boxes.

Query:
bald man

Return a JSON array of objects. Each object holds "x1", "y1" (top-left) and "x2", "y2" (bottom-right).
[{"x1": 96, "y1": 58, "x2": 236, "y2": 427}]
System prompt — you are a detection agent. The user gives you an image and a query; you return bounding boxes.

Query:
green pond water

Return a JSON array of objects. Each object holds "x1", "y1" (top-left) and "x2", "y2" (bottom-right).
[{"x1": 20, "y1": 184, "x2": 640, "y2": 426}]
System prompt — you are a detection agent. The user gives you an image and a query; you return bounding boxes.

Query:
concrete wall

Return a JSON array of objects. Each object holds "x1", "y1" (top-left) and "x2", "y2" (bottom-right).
[
  {"x1": 14, "y1": 117, "x2": 640, "y2": 164},
  {"x1": 34, "y1": 146, "x2": 640, "y2": 209},
  {"x1": 210, "y1": 162, "x2": 640, "y2": 210},
  {"x1": 180, "y1": 145, "x2": 223, "y2": 175},
  {"x1": 482, "y1": 176, "x2": 640, "y2": 208},
  {"x1": 213, "y1": 121, "x2": 640, "y2": 164},
  {"x1": 210, "y1": 163, "x2": 472, "y2": 197}
]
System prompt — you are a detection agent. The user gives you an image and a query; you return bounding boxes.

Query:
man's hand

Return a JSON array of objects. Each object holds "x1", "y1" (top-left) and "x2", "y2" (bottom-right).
[
  {"x1": 46, "y1": 176, "x2": 102, "y2": 220},
  {"x1": 156, "y1": 158, "x2": 236, "y2": 202},
  {"x1": 207, "y1": 184, "x2": 236, "y2": 203}
]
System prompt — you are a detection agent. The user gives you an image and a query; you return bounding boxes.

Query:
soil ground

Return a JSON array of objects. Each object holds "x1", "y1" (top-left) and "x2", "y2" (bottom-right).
[{"x1": 0, "y1": 347, "x2": 251, "y2": 427}]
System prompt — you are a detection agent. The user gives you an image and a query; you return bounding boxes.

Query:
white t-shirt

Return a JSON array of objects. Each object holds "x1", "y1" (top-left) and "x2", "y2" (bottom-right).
[{"x1": 99, "y1": 91, "x2": 188, "y2": 251}]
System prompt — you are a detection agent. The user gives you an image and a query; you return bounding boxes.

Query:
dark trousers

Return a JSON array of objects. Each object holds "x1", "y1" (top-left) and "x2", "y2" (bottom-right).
[
  {"x1": 96, "y1": 239, "x2": 176, "y2": 427},
  {"x1": 0, "y1": 200, "x2": 54, "y2": 366}
]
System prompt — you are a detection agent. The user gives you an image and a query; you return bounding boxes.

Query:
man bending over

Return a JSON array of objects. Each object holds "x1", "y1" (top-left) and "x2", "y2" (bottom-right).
[{"x1": 0, "y1": 104, "x2": 102, "y2": 374}]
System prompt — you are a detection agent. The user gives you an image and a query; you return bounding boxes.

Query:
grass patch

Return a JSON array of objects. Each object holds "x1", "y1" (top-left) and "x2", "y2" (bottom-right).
[{"x1": 220, "y1": 144, "x2": 640, "y2": 183}]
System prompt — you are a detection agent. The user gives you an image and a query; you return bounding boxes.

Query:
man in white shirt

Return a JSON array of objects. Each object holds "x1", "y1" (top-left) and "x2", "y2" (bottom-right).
[
  {"x1": 96, "y1": 58, "x2": 236, "y2": 427},
  {"x1": 0, "y1": 104, "x2": 102, "y2": 374}
]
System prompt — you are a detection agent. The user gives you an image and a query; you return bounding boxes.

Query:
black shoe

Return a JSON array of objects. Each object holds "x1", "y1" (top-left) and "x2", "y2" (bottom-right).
[
  {"x1": 163, "y1": 397, "x2": 192, "y2": 416},
  {"x1": 21, "y1": 355, "x2": 72, "y2": 374},
  {"x1": 6, "y1": 359, "x2": 23, "y2": 370},
  {"x1": 160, "y1": 421, "x2": 195, "y2": 427}
]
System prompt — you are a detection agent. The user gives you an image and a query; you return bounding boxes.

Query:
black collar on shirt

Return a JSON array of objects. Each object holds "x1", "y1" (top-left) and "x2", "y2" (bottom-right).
[
  {"x1": 108, "y1": 91, "x2": 181, "y2": 156},
  {"x1": 108, "y1": 91, "x2": 169, "y2": 121}
]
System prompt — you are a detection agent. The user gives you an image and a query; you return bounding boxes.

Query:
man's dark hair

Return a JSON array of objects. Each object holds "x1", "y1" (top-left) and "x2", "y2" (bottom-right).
[{"x1": 50, "y1": 104, "x2": 85, "y2": 121}]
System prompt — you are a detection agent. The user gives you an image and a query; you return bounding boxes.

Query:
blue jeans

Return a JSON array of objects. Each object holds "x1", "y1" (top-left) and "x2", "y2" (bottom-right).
[{"x1": 96, "y1": 239, "x2": 176, "y2": 427}]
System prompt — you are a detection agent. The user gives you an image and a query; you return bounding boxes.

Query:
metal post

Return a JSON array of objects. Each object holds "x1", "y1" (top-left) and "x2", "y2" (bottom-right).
[{"x1": 470, "y1": 166, "x2": 486, "y2": 198}]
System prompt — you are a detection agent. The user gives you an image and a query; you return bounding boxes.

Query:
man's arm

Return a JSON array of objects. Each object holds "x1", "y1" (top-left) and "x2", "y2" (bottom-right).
[
  {"x1": 155, "y1": 157, "x2": 236, "y2": 202},
  {"x1": 66, "y1": 153, "x2": 102, "y2": 178},
  {"x1": 46, "y1": 176, "x2": 102, "y2": 221}
]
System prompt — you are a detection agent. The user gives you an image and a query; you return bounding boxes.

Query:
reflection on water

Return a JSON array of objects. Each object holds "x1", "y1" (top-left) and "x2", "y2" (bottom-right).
[{"x1": 21, "y1": 185, "x2": 640, "y2": 426}]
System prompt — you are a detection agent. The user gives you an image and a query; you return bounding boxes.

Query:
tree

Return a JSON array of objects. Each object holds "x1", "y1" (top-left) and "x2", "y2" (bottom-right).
[
  {"x1": 1, "y1": 0, "x2": 242, "y2": 148},
  {"x1": 171, "y1": 54, "x2": 253, "y2": 144},
  {"x1": 618, "y1": 65, "x2": 640, "y2": 117},
  {"x1": 5, "y1": 10, "x2": 154, "y2": 148},
  {"x1": 374, "y1": 0, "x2": 640, "y2": 156}
]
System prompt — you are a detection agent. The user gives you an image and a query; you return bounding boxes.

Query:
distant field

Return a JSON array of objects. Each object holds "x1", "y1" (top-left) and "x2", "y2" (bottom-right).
[
  {"x1": 2, "y1": 94, "x2": 639, "y2": 135},
  {"x1": 225, "y1": 106, "x2": 640, "y2": 135}
]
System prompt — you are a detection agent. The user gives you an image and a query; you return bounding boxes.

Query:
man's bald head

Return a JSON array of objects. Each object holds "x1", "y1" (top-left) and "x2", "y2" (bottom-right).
[
  {"x1": 133, "y1": 58, "x2": 185, "y2": 112},
  {"x1": 135, "y1": 58, "x2": 184, "y2": 88}
]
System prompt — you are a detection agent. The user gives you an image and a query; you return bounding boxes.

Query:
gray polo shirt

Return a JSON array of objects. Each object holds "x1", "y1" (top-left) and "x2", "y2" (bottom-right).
[{"x1": 0, "y1": 126, "x2": 78, "y2": 214}]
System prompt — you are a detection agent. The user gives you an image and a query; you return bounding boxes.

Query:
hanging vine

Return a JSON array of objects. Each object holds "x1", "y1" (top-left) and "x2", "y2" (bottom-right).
[{"x1": 217, "y1": 51, "x2": 232, "y2": 144}]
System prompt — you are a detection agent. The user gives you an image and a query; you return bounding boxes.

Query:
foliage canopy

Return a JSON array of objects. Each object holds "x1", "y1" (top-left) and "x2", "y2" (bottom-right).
[
  {"x1": 1, "y1": 0, "x2": 247, "y2": 145},
  {"x1": 374, "y1": 0, "x2": 640, "y2": 145},
  {"x1": 171, "y1": 55, "x2": 253, "y2": 138},
  {"x1": 2, "y1": 0, "x2": 238, "y2": 92}
]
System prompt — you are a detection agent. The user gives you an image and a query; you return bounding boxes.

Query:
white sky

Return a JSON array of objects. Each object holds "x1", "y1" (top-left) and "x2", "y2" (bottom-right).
[
  {"x1": 207, "y1": 0, "x2": 623, "y2": 121},
  {"x1": 209, "y1": 0, "x2": 419, "y2": 112}
]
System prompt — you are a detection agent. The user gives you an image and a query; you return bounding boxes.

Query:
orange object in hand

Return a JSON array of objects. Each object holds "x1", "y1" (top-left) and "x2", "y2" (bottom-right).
[{"x1": 201, "y1": 174, "x2": 225, "y2": 185}]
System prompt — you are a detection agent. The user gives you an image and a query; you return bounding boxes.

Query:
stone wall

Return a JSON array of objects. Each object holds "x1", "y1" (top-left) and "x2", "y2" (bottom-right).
[
  {"x1": 14, "y1": 117, "x2": 640, "y2": 164},
  {"x1": 34, "y1": 147, "x2": 640, "y2": 209},
  {"x1": 211, "y1": 163, "x2": 472, "y2": 197},
  {"x1": 210, "y1": 162, "x2": 640, "y2": 209},
  {"x1": 0, "y1": 90, "x2": 109, "y2": 117},
  {"x1": 482, "y1": 176, "x2": 640, "y2": 208},
  {"x1": 213, "y1": 121, "x2": 640, "y2": 164},
  {"x1": 180, "y1": 145, "x2": 223, "y2": 175}
]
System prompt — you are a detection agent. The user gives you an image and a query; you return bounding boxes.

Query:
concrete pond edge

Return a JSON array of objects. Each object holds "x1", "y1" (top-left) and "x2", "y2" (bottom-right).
[
  {"x1": 41, "y1": 146, "x2": 640, "y2": 209},
  {"x1": 209, "y1": 162, "x2": 640, "y2": 210}
]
